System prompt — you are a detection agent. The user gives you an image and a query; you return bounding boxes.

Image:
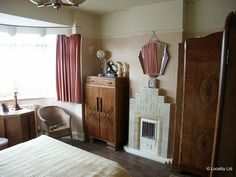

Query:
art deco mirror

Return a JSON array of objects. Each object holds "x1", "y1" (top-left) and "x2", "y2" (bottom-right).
[
  {"x1": 139, "y1": 41, "x2": 169, "y2": 78},
  {"x1": 138, "y1": 33, "x2": 169, "y2": 88}
]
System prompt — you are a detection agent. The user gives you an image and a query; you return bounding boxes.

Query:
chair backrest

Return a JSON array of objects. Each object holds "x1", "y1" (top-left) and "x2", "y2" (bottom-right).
[{"x1": 38, "y1": 106, "x2": 69, "y2": 126}]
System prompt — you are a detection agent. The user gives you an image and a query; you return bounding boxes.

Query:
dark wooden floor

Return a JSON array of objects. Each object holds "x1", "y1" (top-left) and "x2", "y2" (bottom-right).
[{"x1": 61, "y1": 138, "x2": 192, "y2": 177}]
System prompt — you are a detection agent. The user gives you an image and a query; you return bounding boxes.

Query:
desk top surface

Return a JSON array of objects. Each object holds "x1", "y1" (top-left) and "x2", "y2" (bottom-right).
[{"x1": 0, "y1": 108, "x2": 34, "y2": 116}]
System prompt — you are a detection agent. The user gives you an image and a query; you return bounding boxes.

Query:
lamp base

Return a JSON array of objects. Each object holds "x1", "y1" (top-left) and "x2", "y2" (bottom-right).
[{"x1": 13, "y1": 104, "x2": 22, "y2": 111}]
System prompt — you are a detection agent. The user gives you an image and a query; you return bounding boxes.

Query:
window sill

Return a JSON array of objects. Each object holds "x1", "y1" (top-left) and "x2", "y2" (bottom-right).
[{"x1": 0, "y1": 97, "x2": 56, "y2": 103}]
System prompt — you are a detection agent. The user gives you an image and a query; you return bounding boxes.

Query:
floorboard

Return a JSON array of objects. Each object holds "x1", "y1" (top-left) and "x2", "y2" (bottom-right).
[{"x1": 61, "y1": 138, "x2": 195, "y2": 177}]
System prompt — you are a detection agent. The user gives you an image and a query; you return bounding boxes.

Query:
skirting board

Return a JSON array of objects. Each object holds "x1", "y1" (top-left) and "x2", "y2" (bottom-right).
[
  {"x1": 72, "y1": 131, "x2": 85, "y2": 141},
  {"x1": 124, "y1": 146, "x2": 172, "y2": 164},
  {"x1": 61, "y1": 132, "x2": 85, "y2": 141}
]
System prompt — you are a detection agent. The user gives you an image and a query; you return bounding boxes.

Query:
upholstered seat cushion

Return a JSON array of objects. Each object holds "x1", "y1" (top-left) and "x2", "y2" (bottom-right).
[
  {"x1": 0, "y1": 138, "x2": 8, "y2": 150},
  {"x1": 48, "y1": 126, "x2": 71, "y2": 138}
]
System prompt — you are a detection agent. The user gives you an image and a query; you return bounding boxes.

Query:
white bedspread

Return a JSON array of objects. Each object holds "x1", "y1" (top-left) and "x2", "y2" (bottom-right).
[{"x1": 0, "y1": 135, "x2": 131, "y2": 177}]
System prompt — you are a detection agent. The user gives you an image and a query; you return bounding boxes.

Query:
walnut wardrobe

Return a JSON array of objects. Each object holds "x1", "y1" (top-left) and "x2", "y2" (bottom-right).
[
  {"x1": 172, "y1": 11, "x2": 236, "y2": 177},
  {"x1": 210, "y1": 11, "x2": 236, "y2": 177},
  {"x1": 172, "y1": 32, "x2": 222, "y2": 177}
]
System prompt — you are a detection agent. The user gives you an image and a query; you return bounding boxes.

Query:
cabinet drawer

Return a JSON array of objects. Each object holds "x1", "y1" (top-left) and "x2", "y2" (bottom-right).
[
  {"x1": 86, "y1": 77, "x2": 115, "y2": 87},
  {"x1": 86, "y1": 77, "x2": 100, "y2": 85},
  {"x1": 100, "y1": 79, "x2": 115, "y2": 87}
]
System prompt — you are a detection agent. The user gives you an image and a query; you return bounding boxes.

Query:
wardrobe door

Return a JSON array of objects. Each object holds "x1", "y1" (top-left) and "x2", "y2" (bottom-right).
[
  {"x1": 179, "y1": 32, "x2": 222, "y2": 176},
  {"x1": 211, "y1": 11, "x2": 236, "y2": 177},
  {"x1": 99, "y1": 87, "x2": 115, "y2": 144},
  {"x1": 85, "y1": 84, "x2": 100, "y2": 139}
]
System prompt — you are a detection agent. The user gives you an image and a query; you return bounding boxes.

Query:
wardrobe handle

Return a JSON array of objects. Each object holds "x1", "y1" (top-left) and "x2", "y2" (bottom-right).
[
  {"x1": 100, "y1": 98, "x2": 103, "y2": 112},
  {"x1": 96, "y1": 97, "x2": 99, "y2": 112}
]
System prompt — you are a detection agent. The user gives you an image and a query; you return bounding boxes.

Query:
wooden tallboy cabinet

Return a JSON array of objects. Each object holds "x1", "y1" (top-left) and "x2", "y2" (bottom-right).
[{"x1": 85, "y1": 76, "x2": 129, "y2": 150}]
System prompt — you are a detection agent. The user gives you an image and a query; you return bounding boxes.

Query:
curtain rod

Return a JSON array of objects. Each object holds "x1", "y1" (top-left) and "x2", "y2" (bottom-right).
[{"x1": 0, "y1": 23, "x2": 82, "y2": 29}]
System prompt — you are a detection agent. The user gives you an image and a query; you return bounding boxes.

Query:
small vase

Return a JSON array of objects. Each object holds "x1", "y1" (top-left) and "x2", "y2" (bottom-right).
[{"x1": 117, "y1": 67, "x2": 123, "y2": 77}]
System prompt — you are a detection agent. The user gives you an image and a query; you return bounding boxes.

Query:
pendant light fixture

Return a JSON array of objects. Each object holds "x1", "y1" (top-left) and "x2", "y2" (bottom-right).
[{"x1": 30, "y1": 0, "x2": 86, "y2": 10}]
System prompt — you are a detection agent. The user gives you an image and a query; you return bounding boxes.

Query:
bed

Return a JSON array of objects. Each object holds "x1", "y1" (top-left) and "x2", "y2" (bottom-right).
[{"x1": 0, "y1": 135, "x2": 131, "y2": 177}]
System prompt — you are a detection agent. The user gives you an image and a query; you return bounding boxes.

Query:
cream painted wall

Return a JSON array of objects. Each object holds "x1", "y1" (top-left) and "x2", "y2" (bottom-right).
[
  {"x1": 129, "y1": 0, "x2": 184, "y2": 34},
  {"x1": 73, "y1": 11, "x2": 98, "y2": 38},
  {"x1": 185, "y1": 0, "x2": 236, "y2": 36},
  {"x1": 97, "y1": 0, "x2": 184, "y2": 103},
  {"x1": 97, "y1": 11, "x2": 131, "y2": 38},
  {"x1": 81, "y1": 37, "x2": 101, "y2": 97},
  {"x1": 98, "y1": 0, "x2": 184, "y2": 38}
]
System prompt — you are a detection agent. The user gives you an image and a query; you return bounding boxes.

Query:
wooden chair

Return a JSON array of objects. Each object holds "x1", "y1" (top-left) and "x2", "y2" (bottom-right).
[{"x1": 37, "y1": 106, "x2": 72, "y2": 139}]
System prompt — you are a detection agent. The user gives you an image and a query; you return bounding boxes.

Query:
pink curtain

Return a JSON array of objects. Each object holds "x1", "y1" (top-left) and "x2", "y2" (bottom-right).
[{"x1": 56, "y1": 34, "x2": 82, "y2": 103}]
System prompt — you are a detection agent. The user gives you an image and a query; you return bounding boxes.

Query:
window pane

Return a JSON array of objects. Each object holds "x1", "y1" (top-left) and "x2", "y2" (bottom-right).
[{"x1": 0, "y1": 32, "x2": 56, "y2": 100}]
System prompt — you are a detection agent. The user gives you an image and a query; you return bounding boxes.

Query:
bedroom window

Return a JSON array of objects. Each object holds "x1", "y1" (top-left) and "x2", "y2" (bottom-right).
[{"x1": 0, "y1": 32, "x2": 56, "y2": 100}]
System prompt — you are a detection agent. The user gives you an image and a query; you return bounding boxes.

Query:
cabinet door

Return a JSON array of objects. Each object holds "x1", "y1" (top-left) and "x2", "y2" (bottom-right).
[
  {"x1": 6, "y1": 115, "x2": 26, "y2": 146},
  {"x1": 99, "y1": 87, "x2": 115, "y2": 143},
  {"x1": 85, "y1": 84, "x2": 100, "y2": 138}
]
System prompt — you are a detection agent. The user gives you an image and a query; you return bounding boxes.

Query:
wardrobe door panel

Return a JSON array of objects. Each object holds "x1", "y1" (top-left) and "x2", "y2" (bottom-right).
[
  {"x1": 85, "y1": 84, "x2": 100, "y2": 138},
  {"x1": 178, "y1": 32, "x2": 222, "y2": 176},
  {"x1": 99, "y1": 87, "x2": 115, "y2": 143}
]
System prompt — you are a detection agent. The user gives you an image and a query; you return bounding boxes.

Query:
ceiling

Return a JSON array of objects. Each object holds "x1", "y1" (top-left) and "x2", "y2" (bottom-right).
[
  {"x1": 74, "y1": 0, "x2": 175, "y2": 14},
  {"x1": 0, "y1": 13, "x2": 66, "y2": 27},
  {"x1": 0, "y1": 0, "x2": 194, "y2": 28}
]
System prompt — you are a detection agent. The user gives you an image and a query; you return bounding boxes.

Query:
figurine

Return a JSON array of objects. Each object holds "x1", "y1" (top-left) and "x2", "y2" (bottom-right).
[
  {"x1": 116, "y1": 61, "x2": 123, "y2": 77},
  {"x1": 2, "y1": 103, "x2": 9, "y2": 113},
  {"x1": 122, "y1": 62, "x2": 129, "y2": 76},
  {"x1": 106, "y1": 60, "x2": 117, "y2": 77}
]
